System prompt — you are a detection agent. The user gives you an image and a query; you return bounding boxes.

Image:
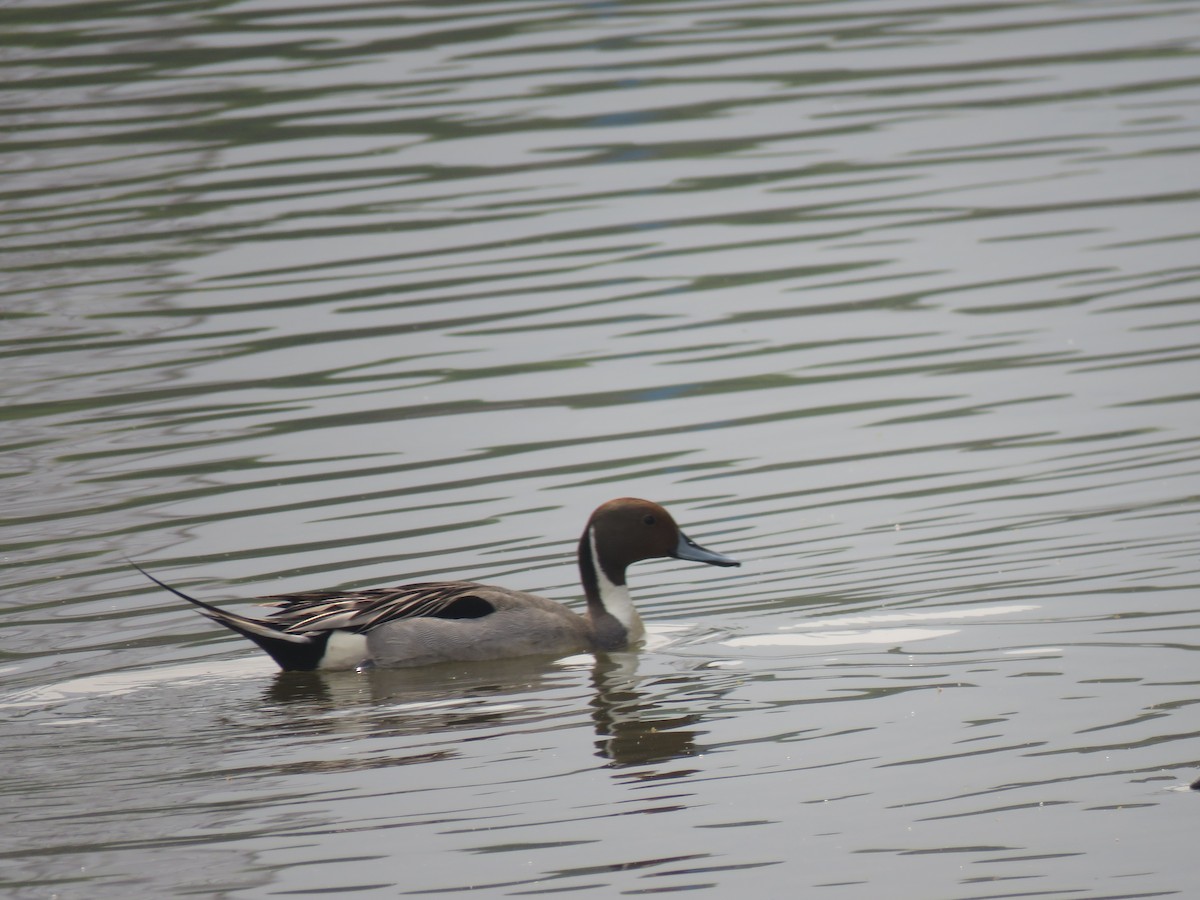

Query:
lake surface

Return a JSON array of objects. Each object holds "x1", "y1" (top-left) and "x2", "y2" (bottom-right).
[{"x1": 3, "y1": 0, "x2": 1199, "y2": 897}]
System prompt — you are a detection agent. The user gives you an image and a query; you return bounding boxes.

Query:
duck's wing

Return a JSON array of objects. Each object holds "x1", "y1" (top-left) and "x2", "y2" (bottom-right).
[{"x1": 258, "y1": 582, "x2": 496, "y2": 634}]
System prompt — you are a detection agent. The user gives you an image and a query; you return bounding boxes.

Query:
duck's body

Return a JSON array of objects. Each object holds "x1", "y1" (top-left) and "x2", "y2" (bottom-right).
[
  {"x1": 276, "y1": 584, "x2": 605, "y2": 670},
  {"x1": 138, "y1": 498, "x2": 739, "y2": 671}
]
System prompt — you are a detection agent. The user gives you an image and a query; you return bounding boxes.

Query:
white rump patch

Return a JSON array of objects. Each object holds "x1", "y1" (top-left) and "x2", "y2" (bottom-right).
[{"x1": 320, "y1": 631, "x2": 370, "y2": 670}]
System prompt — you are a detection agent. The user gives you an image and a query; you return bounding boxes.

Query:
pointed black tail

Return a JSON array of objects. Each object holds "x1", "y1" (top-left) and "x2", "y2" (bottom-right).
[{"x1": 130, "y1": 561, "x2": 329, "y2": 671}]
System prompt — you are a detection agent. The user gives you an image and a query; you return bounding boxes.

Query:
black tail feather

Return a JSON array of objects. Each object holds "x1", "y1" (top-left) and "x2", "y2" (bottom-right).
[{"x1": 130, "y1": 560, "x2": 329, "y2": 671}]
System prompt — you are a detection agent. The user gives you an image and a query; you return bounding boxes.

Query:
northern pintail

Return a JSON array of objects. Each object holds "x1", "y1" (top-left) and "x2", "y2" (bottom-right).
[{"x1": 136, "y1": 498, "x2": 739, "y2": 671}]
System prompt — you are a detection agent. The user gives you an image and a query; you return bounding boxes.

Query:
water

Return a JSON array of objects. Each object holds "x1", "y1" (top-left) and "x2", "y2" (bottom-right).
[{"x1": 3, "y1": 0, "x2": 1199, "y2": 896}]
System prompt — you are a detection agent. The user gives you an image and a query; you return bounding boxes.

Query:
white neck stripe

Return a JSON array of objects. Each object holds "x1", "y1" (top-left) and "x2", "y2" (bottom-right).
[{"x1": 588, "y1": 526, "x2": 637, "y2": 634}]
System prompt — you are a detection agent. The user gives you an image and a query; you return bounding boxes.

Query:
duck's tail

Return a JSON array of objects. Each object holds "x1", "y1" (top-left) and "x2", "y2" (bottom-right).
[{"x1": 130, "y1": 561, "x2": 329, "y2": 671}]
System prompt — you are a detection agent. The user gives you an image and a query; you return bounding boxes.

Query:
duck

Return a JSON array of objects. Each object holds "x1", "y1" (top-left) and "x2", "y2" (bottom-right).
[{"x1": 135, "y1": 498, "x2": 740, "y2": 671}]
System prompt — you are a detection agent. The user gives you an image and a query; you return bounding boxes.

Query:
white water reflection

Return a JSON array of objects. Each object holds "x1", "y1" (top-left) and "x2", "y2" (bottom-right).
[
  {"x1": 0, "y1": 657, "x2": 270, "y2": 712},
  {"x1": 726, "y1": 626, "x2": 958, "y2": 647},
  {"x1": 720, "y1": 604, "x2": 1039, "y2": 650}
]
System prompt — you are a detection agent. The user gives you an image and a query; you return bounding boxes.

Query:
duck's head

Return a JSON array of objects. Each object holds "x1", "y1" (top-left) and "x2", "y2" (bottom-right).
[{"x1": 586, "y1": 498, "x2": 741, "y2": 576}]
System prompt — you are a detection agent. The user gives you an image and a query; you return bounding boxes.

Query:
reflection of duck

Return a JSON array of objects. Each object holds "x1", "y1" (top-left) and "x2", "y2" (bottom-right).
[
  {"x1": 262, "y1": 654, "x2": 704, "y2": 769},
  {"x1": 137, "y1": 498, "x2": 739, "y2": 671},
  {"x1": 266, "y1": 656, "x2": 589, "y2": 726},
  {"x1": 590, "y1": 655, "x2": 703, "y2": 767}
]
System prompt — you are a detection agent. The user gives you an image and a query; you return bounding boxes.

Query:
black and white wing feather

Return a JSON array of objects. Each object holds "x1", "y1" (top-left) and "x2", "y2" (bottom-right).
[{"x1": 259, "y1": 582, "x2": 496, "y2": 633}]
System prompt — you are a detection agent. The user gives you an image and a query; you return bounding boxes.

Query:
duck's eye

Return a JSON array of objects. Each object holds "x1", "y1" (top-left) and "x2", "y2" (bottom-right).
[{"x1": 643, "y1": 514, "x2": 657, "y2": 526}]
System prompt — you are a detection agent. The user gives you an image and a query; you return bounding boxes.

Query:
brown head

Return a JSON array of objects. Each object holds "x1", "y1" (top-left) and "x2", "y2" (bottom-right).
[{"x1": 582, "y1": 497, "x2": 740, "y2": 588}]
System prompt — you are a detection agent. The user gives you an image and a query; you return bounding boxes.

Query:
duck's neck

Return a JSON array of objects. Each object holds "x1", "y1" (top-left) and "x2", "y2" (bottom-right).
[{"x1": 578, "y1": 527, "x2": 644, "y2": 649}]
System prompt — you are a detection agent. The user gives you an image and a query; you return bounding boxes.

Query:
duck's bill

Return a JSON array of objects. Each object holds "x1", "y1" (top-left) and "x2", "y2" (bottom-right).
[{"x1": 673, "y1": 532, "x2": 740, "y2": 567}]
